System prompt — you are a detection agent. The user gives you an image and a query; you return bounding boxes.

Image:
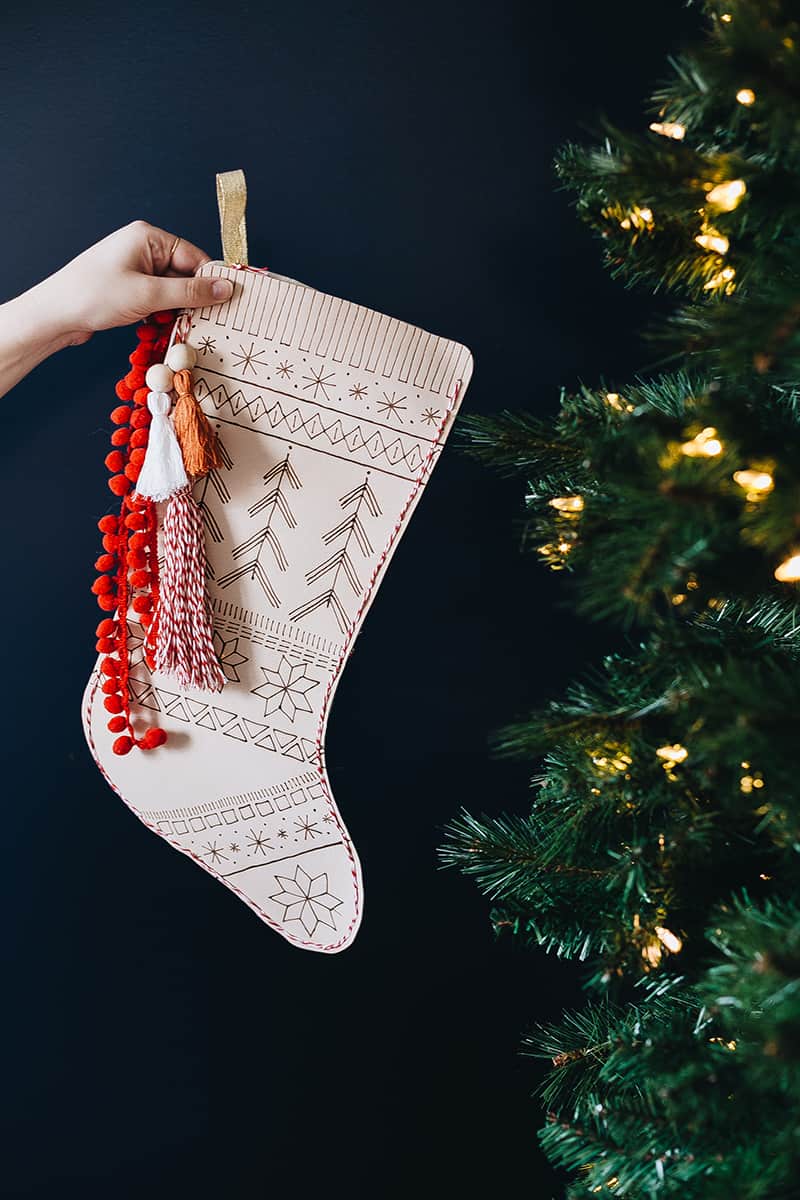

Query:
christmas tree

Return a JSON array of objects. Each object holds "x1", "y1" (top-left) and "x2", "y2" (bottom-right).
[{"x1": 441, "y1": 3, "x2": 800, "y2": 1195}]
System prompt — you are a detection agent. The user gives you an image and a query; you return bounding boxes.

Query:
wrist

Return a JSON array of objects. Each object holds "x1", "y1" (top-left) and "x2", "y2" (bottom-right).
[{"x1": 7, "y1": 279, "x2": 79, "y2": 359}]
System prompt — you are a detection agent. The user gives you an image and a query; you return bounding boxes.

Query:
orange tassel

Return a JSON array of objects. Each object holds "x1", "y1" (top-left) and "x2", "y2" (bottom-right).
[{"x1": 172, "y1": 368, "x2": 222, "y2": 478}]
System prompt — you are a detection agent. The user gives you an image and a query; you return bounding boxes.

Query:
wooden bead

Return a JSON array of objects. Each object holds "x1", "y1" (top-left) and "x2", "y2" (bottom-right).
[
  {"x1": 145, "y1": 362, "x2": 174, "y2": 392},
  {"x1": 165, "y1": 342, "x2": 197, "y2": 371}
]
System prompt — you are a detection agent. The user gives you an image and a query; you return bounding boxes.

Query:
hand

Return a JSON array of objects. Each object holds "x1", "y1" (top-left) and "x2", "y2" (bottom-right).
[
  {"x1": 33, "y1": 220, "x2": 233, "y2": 346},
  {"x1": 0, "y1": 221, "x2": 234, "y2": 401}
]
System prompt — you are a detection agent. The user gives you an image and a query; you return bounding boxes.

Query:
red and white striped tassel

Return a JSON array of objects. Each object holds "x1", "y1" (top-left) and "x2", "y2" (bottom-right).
[{"x1": 148, "y1": 485, "x2": 226, "y2": 692}]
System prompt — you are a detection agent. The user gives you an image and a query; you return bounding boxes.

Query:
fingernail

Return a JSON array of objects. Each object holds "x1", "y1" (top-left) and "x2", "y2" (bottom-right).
[{"x1": 212, "y1": 280, "x2": 233, "y2": 300}]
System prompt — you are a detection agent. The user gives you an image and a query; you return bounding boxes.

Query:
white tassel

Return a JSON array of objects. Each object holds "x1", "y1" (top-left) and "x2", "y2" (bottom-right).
[{"x1": 135, "y1": 391, "x2": 188, "y2": 502}]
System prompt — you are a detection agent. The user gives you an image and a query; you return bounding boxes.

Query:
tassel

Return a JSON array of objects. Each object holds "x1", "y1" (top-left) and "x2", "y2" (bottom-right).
[
  {"x1": 135, "y1": 391, "x2": 189, "y2": 502},
  {"x1": 172, "y1": 368, "x2": 222, "y2": 478},
  {"x1": 146, "y1": 486, "x2": 226, "y2": 693}
]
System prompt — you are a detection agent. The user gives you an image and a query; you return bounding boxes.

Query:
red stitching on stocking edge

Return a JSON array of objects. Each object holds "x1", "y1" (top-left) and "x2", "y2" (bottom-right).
[{"x1": 84, "y1": 269, "x2": 466, "y2": 951}]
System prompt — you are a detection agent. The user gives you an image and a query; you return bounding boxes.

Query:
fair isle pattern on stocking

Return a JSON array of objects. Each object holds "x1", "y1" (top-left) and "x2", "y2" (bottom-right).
[{"x1": 83, "y1": 261, "x2": 473, "y2": 953}]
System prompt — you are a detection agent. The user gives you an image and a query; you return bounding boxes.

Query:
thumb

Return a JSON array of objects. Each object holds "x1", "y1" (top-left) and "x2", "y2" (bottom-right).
[{"x1": 143, "y1": 273, "x2": 233, "y2": 312}]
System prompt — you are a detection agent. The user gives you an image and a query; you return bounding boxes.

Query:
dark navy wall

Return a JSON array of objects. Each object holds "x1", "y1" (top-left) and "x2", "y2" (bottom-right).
[{"x1": 2, "y1": 3, "x2": 697, "y2": 1196}]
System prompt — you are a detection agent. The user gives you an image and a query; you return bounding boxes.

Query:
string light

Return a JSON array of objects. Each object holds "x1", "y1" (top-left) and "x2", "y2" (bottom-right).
[
  {"x1": 720, "y1": 11, "x2": 732, "y2": 20},
  {"x1": 649, "y1": 120, "x2": 686, "y2": 140},
  {"x1": 736, "y1": 88, "x2": 756, "y2": 106},
  {"x1": 774, "y1": 553, "x2": 800, "y2": 582},
  {"x1": 733, "y1": 468, "x2": 774, "y2": 500},
  {"x1": 705, "y1": 179, "x2": 747, "y2": 211},
  {"x1": 656, "y1": 743, "x2": 688, "y2": 765},
  {"x1": 695, "y1": 231, "x2": 730, "y2": 254},
  {"x1": 680, "y1": 427, "x2": 723, "y2": 457},
  {"x1": 605, "y1": 392, "x2": 635, "y2": 413},
  {"x1": 655, "y1": 926, "x2": 683, "y2": 954},
  {"x1": 619, "y1": 205, "x2": 655, "y2": 232},
  {"x1": 537, "y1": 539, "x2": 575, "y2": 571},
  {"x1": 704, "y1": 265, "x2": 737, "y2": 293},
  {"x1": 549, "y1": 495, "x2": 584, "y2": 515},
  {"x1": 589, "y1": 744, "x2": 633, "y2": 776},
  {"x1": 709, "y1": 1036, "x2": 737, "y2": 1051}
]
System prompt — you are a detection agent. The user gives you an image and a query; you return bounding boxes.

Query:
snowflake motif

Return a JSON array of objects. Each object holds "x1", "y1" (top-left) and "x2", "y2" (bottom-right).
[
  {"x1": 213, "y1": 632, "x2": 249, "y2": 683},
  {"x1": 201, "y1": 840, "x2": 228, "y2": 864},
  {"x1": 229, "y1": 843, "x2": 240, "y2": 853},
  {"x1": 420, "y1": 406, "x2": 441, "y2": 426},
  {"x1": 246, "y1": 828, "x2": 272, "y2": 855},
  {"x1": 276, "y1": 828, "x2": 289, "y2": 839},
  {"x1": 348, "y1": 382, "x2": 368, "y2": 401},
  {"x1": 269, "y1": 866, "x2": 343, "y2": 937},
  {"x1": 198, "y1": 336, "x2": 217, "y2": 355},
  {"x1": 376, "y1": 391, "x2": 407, "y2": 423},
  {"x1": 276, "y1": 360, "x2": 294, "y2": 379},
  {"x1": 251, "y1": 657, "x2": 320, "y2": 721},
  {"x1": 231, "y1": 342, "x2": 267, "y2": 376},
  {"x1": 322, "y1": 813, "x2": 336, "y2": 824},
  {"x1": 294, "y1": 816, "x2": 320, "y2": 841},
  {"x1": 302, "y1": 366, "x2": 336, "y2": 401}
]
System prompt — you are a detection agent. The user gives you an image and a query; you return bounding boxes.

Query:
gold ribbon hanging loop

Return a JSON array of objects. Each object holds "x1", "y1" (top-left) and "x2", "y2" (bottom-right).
[{"x1": 216, "y1": 169, "x2": 249, "y2": 266}]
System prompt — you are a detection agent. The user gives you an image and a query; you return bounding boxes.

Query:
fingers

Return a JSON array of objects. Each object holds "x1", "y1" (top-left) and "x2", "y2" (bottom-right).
[
  {"x1": 128, "y1": 220, "x2": 213, "y2": 277},
  {"x1": 142, "y1": 272, "x2": 234, "y2": 312}
]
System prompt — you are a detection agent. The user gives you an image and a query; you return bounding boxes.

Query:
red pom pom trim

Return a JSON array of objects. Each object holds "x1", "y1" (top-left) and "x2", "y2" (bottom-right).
[{"x1": 108, "y1": 474, "x2": 131, "y2": 496}]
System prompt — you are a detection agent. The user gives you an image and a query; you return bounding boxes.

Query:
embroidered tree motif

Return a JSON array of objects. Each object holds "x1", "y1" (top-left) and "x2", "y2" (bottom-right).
[
  {"x1": 195, "y1": 437, "x2": 233, "y2": 543},
  {"x1": 217, "y1": 453, "x2": 302, "y2": 606},
  {"x1": 194, "y1": 437, "x2": 234, "y2": 580},
  {"x1": 289, "y1": 475, "x2": 382, "y2": 634}
]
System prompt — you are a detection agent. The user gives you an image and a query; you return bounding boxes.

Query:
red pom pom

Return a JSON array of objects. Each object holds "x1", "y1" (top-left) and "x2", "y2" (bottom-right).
[
  {"x1": 128, "y1": 549, "x2": 147, "y2": 569},
  {"x1": 124, "y1": 511, "x2": 146, "y2": 530},
  {"x1": 97, "y1": 593, "x2": 118, "y2": 612},
  {"x1": 110, "y1": 405, "x2": 132, "y2": 426},
  {"x1": 154, "y1": 310, "x2": 174, "y2": 325},
  {"x1": 115, "y1": 380, "x2": 134, "y2": 401},
  {"x1": 128, "y1": 531, "x2": 148, "y2": 550},
  {"x1": 112, "y1": 735, "x2": 133, "y2": 755},
  {"x1": 91, "y1": 575, "x2": 114, "y2": 595},
  {"x1": 129, "y1": 346, "x2": 151, "y2": 366},
  {"x1": 137, "y1": 323, "x2": 158, "y2": 341},
  {"x1": 96, "y1": 618, "x2": 116, "y2": 637},
  {"x1": 102, "y1": 533, "x2": 118, "y2": 553},
  {"x1": 96, "y1": 637, "x2": 114, "y2": 653},
  {"x1": 107, "y1": 716, "x2": 127, "y2": 733},
  {"x1": 98, "y1": 515, "x2": 118, "y2": 534},
  {"x1": 132, "y1": 594, "x2": 152, "y2": 614},
  {"x1": 108, "y1": 474, "x2": 130, "y2": 496},
  {"x1": 139, "y1": 611, "x2": 153, "y2": 628},
  {"x1": 101, "y1": 656, "x2": 119, "y2": 676},
  {"x1": 104, "y1": 450, "x2": 125, "y2": 473},
  {"x1": 125, "y1": 368, "x2": 145, "y2": 390},
  {"x1": 124, "y1": 462, "x2": 141, "y2": 483},
  {"x1": 110, "y1": 427, "x2": 131, "y2": 447},
  {"x1": 130, "y1": 408, "x2": 151, "y2": 429},
  {"x1": 129, "y1": 447, "x2": 147, "y2": 467},
  {"x1": 95, "y1": 554, "x2": 116, "y2": 573},
  {"x1": 104, "y1": 695, "x2": 123, "y2": 714},
  {"x1": 132, "y1": 386, "x2": 150, "y2": 407},
  {"x1": 130, "y1": 428, "x2": 149, "y2": 449},
  {"x1": 130, "y1": 568, "x2": 149, "y2": 588},
  {"x1": 141, "y1": 727, "x2": 167, "y2": 748},
  {"x1": 101, "y1": 678, "x2": 118, "y2": 695}
]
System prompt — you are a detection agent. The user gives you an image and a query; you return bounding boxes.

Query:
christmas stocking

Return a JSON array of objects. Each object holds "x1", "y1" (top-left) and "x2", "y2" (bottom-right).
[{"x1": 82, "y1": 180, "x2": 473, "y2": 953}]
